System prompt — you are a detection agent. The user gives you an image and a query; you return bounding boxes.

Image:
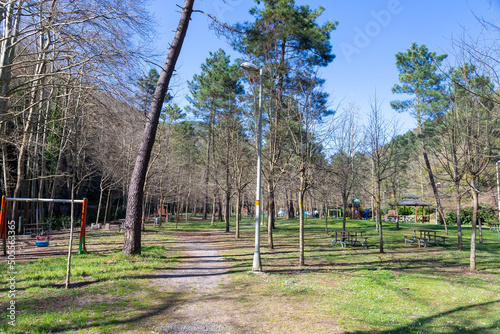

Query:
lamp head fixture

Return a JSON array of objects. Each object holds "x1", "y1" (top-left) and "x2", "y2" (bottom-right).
[{"x1": 240, "y1": 62, "x2": 259, "y2": 72}]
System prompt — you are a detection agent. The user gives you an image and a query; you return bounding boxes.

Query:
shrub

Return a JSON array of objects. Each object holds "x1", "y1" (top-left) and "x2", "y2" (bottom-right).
[
  {"x1": 42, "y1": 216, "x2": 81, "y2": 230},
  {"x1": 445, "y1": 206, "x2": 496, "y2": 225}
]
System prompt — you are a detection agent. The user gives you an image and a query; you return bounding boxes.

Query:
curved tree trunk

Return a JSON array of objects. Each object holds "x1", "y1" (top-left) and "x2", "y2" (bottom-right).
[{"x1": 123, "y1": 0, "x2": 194, "y2": 255}]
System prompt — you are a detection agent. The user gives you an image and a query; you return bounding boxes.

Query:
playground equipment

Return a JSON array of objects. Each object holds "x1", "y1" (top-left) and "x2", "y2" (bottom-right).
[
  {"x1": 0, "y1": 196, "x2": 88, "y2": 255},
  {"x1": 362, "y1": 208, "x2": 371, "y2": 220},
  {"x1": 349, "y1": 199, "x2": 362, "y2": 219}
]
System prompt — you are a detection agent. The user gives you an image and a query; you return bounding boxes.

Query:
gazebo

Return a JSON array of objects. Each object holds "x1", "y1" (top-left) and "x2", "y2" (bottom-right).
[{"x1": 396, "y1": 193, "x2": 432, "y2": 223}]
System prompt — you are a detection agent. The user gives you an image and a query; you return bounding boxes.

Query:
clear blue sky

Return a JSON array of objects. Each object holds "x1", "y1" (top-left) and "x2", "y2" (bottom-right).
[{"x1": 148, "y1": 0, "x2": 499, "y2": 134}]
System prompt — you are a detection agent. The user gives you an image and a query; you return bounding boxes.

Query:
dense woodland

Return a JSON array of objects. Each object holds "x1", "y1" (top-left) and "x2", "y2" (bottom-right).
[{"x1": 1, "y1": 1, "x2": 500, "y2": 268}]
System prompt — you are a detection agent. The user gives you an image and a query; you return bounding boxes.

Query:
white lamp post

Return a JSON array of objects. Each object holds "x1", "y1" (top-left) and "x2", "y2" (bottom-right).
[{"x1": 241, "y1": 62, "x2": 262, "y2": 272}]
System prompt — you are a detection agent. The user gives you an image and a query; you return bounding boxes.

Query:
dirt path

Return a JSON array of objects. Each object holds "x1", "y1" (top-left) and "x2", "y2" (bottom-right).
[{"x1": 151, "y1": 230, "x2": 243, "y2": 334}]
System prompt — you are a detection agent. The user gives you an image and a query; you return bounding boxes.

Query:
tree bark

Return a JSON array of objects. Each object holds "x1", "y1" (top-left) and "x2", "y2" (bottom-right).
[
  {"x1": 298, "y1": 175, "x2": 305, "y2": 266},
  {"x1": 470, "y1": 175, "x2": 478, "y2": 271},
  {"x1": 417, "y1": 117, "x2": 447, "y2": 233},
  {"x1": 123, "y1": 0, "x2": 194, "y2": 255},
  {"x1": 267, "y1": 183, "x2": 274, "y2": 249},
  {"x1": 210, "y1": 193, "x2": 216, "y2": 225},
  {"x1": 284, "y1": 188, "x2": 290, "y2": 219},
  {"x1": 342, "y1": 195, "x2": 348, "y2": 232},
  {"x1": 202, "y1": 115, "x2": 213, "y2": 220},
  {"x1": 325, "y1": 203, "x2": 328, "y2": 234},
  {"x1": 225, "y1": 190, "x2": 230, "y2": 232},
  {"x1": 235, "y1": 190, "x2": 240, "y2": 239}
]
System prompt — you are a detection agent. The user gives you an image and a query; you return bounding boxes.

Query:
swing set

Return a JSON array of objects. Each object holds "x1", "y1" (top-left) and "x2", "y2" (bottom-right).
[{"x1": 0, "y1": 195, "x2": 88, "y2": 256}]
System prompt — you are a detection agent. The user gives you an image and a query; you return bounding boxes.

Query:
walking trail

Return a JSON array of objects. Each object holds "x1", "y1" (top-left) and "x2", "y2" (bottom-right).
[{"x1": 150, "y1": 230, "x2": 244, "y2": 333}]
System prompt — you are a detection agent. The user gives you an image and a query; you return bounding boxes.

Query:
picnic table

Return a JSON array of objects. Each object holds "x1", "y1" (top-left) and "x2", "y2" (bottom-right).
[
  {"x1": 403, "y1": 229, "x2": 448, "y2": 247},
  {"x1": 399, "y1": 215, "x2": 415, "y2": 223},
  {"x1": 487, "y1": 223, "x2": 500, "y2": 232},
  {"x1": 331, "y1": 230, "x2": 369, "y2": 249}
]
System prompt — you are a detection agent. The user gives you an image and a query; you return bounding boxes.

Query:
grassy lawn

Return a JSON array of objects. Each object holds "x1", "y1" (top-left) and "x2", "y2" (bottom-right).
[
  {"x1": 216, "y1": 217, "x2": 500, "y2": 333},
  {"x1": 0, "y1": 228, "x2": 181, "y2": 333},
  {"x1": 1, "y1": 216, "x2": 499, "y2": 333}
]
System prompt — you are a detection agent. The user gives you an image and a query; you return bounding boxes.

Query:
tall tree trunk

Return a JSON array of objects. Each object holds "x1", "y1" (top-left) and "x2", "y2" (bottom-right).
[
  {"x1": 396, "y1": 177, "x2": 400, "y2": 229},
  {"x1": 417, "y1": 118, "x2": 447, "y2": 233},
  {"x1": 342, "y1": 195, "x2": 348, "y2": 231},
  {"x1": 267, "y1": 182, "x2": 274, "y2": 249},
  {"x1": 376, "y1": 183, "x2": 384, "y2": 253},
  {"x1": 123, "y1": 0, "x2": 194, "y2": 255},
  {"x1": 202, "y1": 114, "x2": 213, "y2": 220},
  {"x1": 96, "y1": 178, "x2": 105, "y2": 224},
  {"x1": 285, "y1": 188, "x2": 290, "y2": 219},
  {"x1": 217, "y1": 196, "x2": 222, "y2": 223},
  {"x1": 308, "y1": 196, "x2": 313, "y2": 219},
  {"x1": 210, "y1": 192, "x2": 216, "y2": 225},
  {"x1": 298, "y1": 175, "x2": 305, "y2": 266},
  {"x1": 470, "y1": 175, "x2": 478, "y2": 271},
  {"x1": 235, "y1": 190, "x2": 241, "y2": 239},
  {"x1": 225, "y1": 191, "x2": 230, "y2": 232},
  {"x1": 103, "y1": 187, "x2": 111, "y2": 226},
  {"x1": 325, "y1": 203, "x2": 328, "y2": 234}
]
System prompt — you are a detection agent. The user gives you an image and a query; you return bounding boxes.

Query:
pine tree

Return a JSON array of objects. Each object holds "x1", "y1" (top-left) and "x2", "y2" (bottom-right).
[
  {"x1": 136, "y1": 69, "x2": 160, "y2": 116},
  {"x1": 391, "y1": 43, "x2": 448, "y2": 228},
  {"x1": 232, "y1": 0, "x2": 337, "y2": 249}
]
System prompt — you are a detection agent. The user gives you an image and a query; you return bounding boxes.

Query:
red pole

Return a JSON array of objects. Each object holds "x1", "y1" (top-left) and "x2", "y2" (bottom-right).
[
  {"x1": 78, "y1": 198, "x2": 88, "y2": 254},
  {"x1": 1, "y1": 196, "x2": 7, "y2": 255}
]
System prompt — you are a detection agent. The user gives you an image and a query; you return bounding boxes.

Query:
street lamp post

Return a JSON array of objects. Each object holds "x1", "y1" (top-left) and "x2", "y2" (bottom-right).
[
  {"x1": 241, "y1": 62, "x2": 262, "y2": 272},
  {"x1": 496, "y1": 161, "x2": 500, "y2": 223}
]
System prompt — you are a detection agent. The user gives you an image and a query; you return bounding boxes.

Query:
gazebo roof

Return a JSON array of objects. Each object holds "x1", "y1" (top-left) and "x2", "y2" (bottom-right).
[{"x1": 398, "y1": 199, "x2": 432, "y2": 206}]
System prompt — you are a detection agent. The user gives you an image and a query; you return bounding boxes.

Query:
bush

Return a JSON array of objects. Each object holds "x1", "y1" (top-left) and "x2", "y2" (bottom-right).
[
  {"x1": 42, "y1": 216, "x2": 81, "y2": 230},
  {"x1": 445, "y1": 206, "x2": 496, "y2": 225}
]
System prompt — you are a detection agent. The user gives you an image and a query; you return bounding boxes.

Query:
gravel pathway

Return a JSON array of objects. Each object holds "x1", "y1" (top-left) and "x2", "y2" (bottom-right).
[{"x1": 151, "y1": 231, "x2": 238, "y2": 334}]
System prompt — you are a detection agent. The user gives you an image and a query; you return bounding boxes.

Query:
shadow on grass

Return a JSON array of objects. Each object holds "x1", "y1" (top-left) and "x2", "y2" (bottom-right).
[
  {"x1": 349, "y1": 300, "x2": 500, "y2": 334},
  {"x1": 0, "y1": 291, "x2": 185, "y2": 333}
]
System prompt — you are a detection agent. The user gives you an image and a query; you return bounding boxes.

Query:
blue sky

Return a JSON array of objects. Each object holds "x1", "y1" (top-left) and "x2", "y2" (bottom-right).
[{"x1": 148, "y1": 0, "x2": 499, "y2": 134}]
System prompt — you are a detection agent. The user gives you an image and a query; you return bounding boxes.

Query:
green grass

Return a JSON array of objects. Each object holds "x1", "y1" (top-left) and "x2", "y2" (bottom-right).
[
  {"x1": 0, "y1": 228, "x2": 180, "y2": 334},
  {"x1": 215, "y1": 216, "x2": 500, "y2": 333},
  {"x1": 1, "y1": 216, "x2": 499, "y2": 333}
]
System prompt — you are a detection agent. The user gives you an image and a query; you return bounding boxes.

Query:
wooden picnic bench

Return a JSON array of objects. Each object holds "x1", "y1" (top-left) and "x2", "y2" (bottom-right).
[
  {"x1": 435, "y1": 235, "x2": 449, "y2": 246},
  {"x1": 353, "y1": 236, "x2": 370, "y2": 249},
  {"x1": 403, "y1": 234, "x2": 427, "y2": 247},
  {"x1": 331, "y1": 230, "x2": 369, "y2": 249},
  {"x1": 487, "y1": 223, "x2": 500, "y2": 232},
  {"x1": 404, "y1": 230, "x2": 449, "y2": 247}
]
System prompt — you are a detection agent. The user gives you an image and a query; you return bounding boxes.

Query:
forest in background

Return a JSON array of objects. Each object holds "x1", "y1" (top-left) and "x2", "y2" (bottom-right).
[{"x1": 1, "y1": 0, "x2": 500, "y2": 260}]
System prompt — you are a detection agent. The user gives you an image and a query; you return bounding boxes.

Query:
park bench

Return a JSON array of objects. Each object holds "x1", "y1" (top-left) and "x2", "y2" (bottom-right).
[
  {"x1": 404, "y1": 232, "x2": 448, "y2": 247},
  {"x1": 22, "y1": 223, "x2": 49, "y2": 236},
  {"x1": 331, "y1": 231, "x2": 369, "y2": 249},
  {"x1": 487, "y1": 223, "x2": 500, "y2": 232},
  {"x1": 403, "y1": 234, "x2": 427, "y2": 247},
  {"x1": 435, "y1": 235, "x2": 449, "y2": 246},
  {"x1": 354, "y1": 236, "x2": 370, "y2": 249}
]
